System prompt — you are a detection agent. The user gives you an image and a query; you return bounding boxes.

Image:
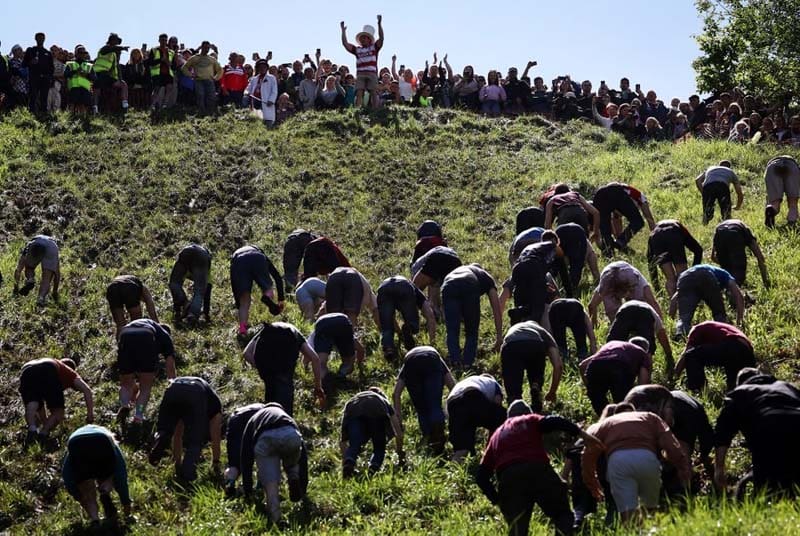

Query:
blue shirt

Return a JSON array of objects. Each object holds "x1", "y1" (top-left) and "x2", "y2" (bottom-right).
[{"x1": 686, "y1": 264, "x2": 733, "y2": 288}]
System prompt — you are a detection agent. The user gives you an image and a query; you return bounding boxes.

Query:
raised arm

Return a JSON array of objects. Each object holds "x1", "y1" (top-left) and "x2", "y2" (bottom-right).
[
  {"x1": 443, "y1": 54, "x2": 453, "y2": 80},
  {"x1": 521, "y1": 60, "x2": 536, "y2": 80},
  {"x1": 340, "y1": 22, "x2": 356, "y2": 54},
  {"x1": 391, "y1": 55, "x2": 398, "y2": 80},
  {"x1": 375, "y1": 15, "x2": 384, "y2": 50}
]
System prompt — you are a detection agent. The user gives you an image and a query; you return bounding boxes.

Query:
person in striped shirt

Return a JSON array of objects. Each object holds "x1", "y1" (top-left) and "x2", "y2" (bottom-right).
[{"x1": 340, "y1": 15, "x2": 384, "y2": 109}]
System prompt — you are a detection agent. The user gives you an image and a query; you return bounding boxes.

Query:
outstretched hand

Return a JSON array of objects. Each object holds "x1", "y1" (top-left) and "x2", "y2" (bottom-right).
[
  {"x1": 377, "y1": 14, "x2": 382, "y2": 24},
  {"x1": 340, "y1": 21, "x2": 346, "y2": 31}
]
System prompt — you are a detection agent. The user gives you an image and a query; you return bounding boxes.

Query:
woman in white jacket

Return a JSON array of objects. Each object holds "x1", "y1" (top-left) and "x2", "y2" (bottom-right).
[{"x1": 247, "y1": 59, "x2": 278, "y2": 125}]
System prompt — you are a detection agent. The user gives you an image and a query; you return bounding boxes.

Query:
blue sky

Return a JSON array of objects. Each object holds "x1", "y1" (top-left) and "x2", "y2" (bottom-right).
[{"x1": 3, "y1": 0, "x2": 703, "y2": 98}]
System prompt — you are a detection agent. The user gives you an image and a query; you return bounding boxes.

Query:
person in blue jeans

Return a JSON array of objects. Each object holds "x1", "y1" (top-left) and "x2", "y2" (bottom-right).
[
  {"x1": 669, "y1": 264, "x2": 744, "y2": 338},
  {"x1": 376, "y1": 275, "x2": 437, "y2": 360},
  {"x1": 441, "y1": 264, "x2": 504, "y2": 368},
  {"x1": 62, "y1": 424, "x2": 131, "y2": 525},
  {"x1": 243, "y1": 321, "x2": 326, "y2": 415},
  {"x1": 340, "y1": 388, "x2": 404, "y2": 477},
  {"x1": 392, "y1": 346, "x2": 456, "y2": 454}
]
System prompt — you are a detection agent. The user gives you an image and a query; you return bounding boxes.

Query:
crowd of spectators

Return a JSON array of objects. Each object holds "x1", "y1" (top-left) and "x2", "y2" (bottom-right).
[{"x1": 1, "y1": 29, "x2": 799, "y2": 145}]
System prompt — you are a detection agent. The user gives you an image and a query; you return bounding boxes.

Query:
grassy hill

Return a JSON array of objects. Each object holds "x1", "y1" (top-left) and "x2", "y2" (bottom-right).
[{"x1": 1, "y1": 107, "x2": 799, "y2": 535}]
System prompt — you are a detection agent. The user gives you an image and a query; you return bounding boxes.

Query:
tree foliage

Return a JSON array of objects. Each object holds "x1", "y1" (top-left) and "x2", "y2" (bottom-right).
[{"x1": 693, "y1": 0, "x2": 800, "y2": 104}]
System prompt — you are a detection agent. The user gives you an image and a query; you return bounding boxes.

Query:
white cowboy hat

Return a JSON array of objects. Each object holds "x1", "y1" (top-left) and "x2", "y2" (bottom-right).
[{"x1": 355, "y1": 25, "x2": 376, "y2": 43}]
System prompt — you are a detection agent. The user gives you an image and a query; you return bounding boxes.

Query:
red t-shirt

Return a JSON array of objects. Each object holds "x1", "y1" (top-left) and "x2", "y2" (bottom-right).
[
  {"x1": 480, "y1": 414, "x2": 549, "y2": 471},
  {"x1": 687, "y1": 321, "x2": 751, "y2": 349},
  {"x1": 54, "y1": 360, "x2": 78, "y2": 389}
]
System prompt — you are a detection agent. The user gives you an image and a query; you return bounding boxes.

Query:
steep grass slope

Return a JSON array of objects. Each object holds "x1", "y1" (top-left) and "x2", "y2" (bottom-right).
[{"x1": 0, "y1": 107, "x2": 799, "y2": 535}]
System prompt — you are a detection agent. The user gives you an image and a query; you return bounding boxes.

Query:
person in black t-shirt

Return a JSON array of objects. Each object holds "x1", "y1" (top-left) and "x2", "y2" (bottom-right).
[
  {"x1": 376, "y1": 275, "x2": 436, "y2": 360},
  {"x1": 106, "y1": 275, "x2": 159, "y2": 340},
  {"x1": 230, "y1": 245, "x2": 285, "y2": 336},
  {"x1": 242, "y1": 321, "x2": 325, "y2": 414},
  {"x1": 22, "y1": 32, "x2": 53, "y2": 114}
]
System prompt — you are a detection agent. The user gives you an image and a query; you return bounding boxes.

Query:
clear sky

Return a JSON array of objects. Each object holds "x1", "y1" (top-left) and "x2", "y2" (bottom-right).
[{"x1": 2, "y1": 0, "x2": 703, "y2": 99}]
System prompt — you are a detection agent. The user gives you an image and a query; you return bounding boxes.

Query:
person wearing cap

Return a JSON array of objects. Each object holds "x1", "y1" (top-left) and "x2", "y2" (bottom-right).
[
  {"x1": 713, "y1": 368, "x2": 800, "y2": 495},
  {"x1": 147, "y1": 33, "x2": 179, "y2": 111},
  {"x1": 229, "y1": 245, "x2": 285, "y2": 337},
  {"x1": 711, "y1": 219, "x2": 769, "y2": 287},
  {"x1": 94, "y1": 33, "x2": 130, "y2": 112},
  {"x1": 148, "y1": 376, "x2": 223, "y2": 482},
  {"x1": 412, "y1": 219, "x2": 447, "y2": 263},
  {"x1": 168, "y1": 244, "x2": 212, "y2": 325},
  {"x1": 669, "y1": 264, "x2": 744, "y2": 338},
  {"x1": 61, "y1": 424, "x2": 132, "y2": 525},
  {"x1": 13, "y1": 234, "x2": 60, "y2": 306},
  {"x1": 695, "y1": 160, "x2": 743, "y2": 224},
  {"x1": 579, "y1": 338, "x2": 652, "y2": 415},
  {"x1": 763, "y1": 155, "x2": 800, "y2": 227},
  {"x1": 19, "y1": 357, "x2": 94, "y2": 447},
  {"x1": 340, "y1": 388, "x2": 404, "y2": 477},
  {"x1": 340, "y1": 15, "x2": 384, "y2": 108},
  {"x1": 22, "y1": 32, "x2": 53, "y2": 114},
  {"x1": 106, "y1": 275, "x2": 160, "y2": 340},
  {"x1": 476, "y1": 399, "x2": 602, "y2": 536},
  {"x1": 64, "y1": 46, "x2": 96, "y2": 114},
  {"x1": 238, "y1": 403, "x2": 309, "y2": 522},
  {"x1": 182, "y1": 41, "x2": 222, "y2": 116}
]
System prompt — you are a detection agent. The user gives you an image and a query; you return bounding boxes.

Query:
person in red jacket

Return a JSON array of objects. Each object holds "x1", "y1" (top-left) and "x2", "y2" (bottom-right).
[
  {"x1": 476, "y1": 400, "x2": 602, "y2": 536},
  {"x1": 220, "y1": 52, "x2": 248, "y2": 107}
]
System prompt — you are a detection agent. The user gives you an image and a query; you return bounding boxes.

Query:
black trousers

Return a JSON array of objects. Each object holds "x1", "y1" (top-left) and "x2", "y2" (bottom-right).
[{"x1": 702, "y1": 182, "x2": 732, "y2": 223}]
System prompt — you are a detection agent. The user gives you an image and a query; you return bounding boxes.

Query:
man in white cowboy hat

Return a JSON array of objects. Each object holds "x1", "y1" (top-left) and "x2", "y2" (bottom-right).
[{"x1": 340, "y1": 15, "x2": 384, "y2": 109}]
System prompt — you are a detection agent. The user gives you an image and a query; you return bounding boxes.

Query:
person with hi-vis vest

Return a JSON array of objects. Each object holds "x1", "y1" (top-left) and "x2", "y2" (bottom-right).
[
  {"x1": 93, "y1": 33, "x2": 130, "y2": 112},
  {"x1": 64, "y1": 45, "x2": 96, "y2": 114},
  {"x1": 147, "y1": 33, "x2": 178, "y2": 111}
]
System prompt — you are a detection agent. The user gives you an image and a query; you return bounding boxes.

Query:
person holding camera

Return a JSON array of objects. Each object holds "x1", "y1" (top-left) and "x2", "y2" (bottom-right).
[{"x1": 94, "y1": 33, "x2": 130, "y2": 112}]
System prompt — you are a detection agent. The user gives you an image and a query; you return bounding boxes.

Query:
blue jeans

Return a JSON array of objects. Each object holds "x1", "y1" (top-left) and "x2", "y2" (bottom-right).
[
  {"x1": 344, "y1": 417, "x2": 387, "y2": 471},
  {"x1": 442, "y1": 278, "x2": 481, "y2": 366},
  {"x1": 194, "y1": 79, "x2": 216, "y2": 114},
  {"x1": 405, "y1": 374, "x2": 445, "y2": 436}
]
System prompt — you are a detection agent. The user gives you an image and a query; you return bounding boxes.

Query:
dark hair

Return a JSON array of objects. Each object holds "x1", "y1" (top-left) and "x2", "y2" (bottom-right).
[
  {"x1": 553, "y1": 183, "x2": 570, "y2": 195},
  {"x1": 541, "y1": 230, "x2": 559, "y2": 244},
  {"x1": 719, "y1": 160, "x2": 732, "y2": 168},
  {"x1": 160, "y1": 323, "x2": 172, "y2": 335},
  {"x1": 736, "y1": 367, "x2": 761, "y2": 386},
  {"x1": 61, "y1": 358, "x2": 77, "y2": 370},
  {"x1": 624, "y1": 385, "x2": 672, "y2": 419},
  {"x1": 159, "y1": 33, "x2": 168, "y2": 40}
]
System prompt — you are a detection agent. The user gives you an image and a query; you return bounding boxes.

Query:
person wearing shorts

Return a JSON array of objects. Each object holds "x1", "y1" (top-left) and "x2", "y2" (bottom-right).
[
  {"x1": 763, "y1": 155, "x2": 800, "y2": 227},
  {"x1": 588, "y1": 261, "x2": 661, "y2": 324},
  {"x1": 168, "y1": 243, "x2": 212, "y2": 324},
  {"x1": 341, "y1": 16, "x2": 385, "y2": 109},
  {"x1": 548, "y1": 298, "x2": 597, "y2": 362},
  {"x1": 239, "y1": 404, "x2": 308, "y2": 522},
  {"x1": 324, "y1": 266, "x2": 379, "y2": 328},
  {"x1": 116, "y1": 318, "x2": 176, "y2": 426},
  {"x1": 477, "y1": 401, "x2": 601, "y2": 536},
  {"x1": 282, "y1": 229, "x2": 318, "y2": 288},
  {"x1": 592, "y1": 182, "x2": 652, "y2": 255},
  {"x1": 19, "y1": 357, "x2": 94, "y2": 446},
  {"x1": 148, "y1": 376, "x2": 223, "y2": 482},
  {"x1": 712, "y1": 219, "x2": 769, "y2": 286},
  {"x1": 441, "y1": 264, "x2": 503, "y2": 368},
  {"x1": 376, "y1": 275, "x2": 436, "y2": 360},
  {"x1": 607, "y1": 299, "x2": 673, "y2": 372},
  {"x1": 340, "y1": 388, "x2": 403, "y2": 476},
  {"x1": 308, "y1": 312, "x2": 363, "y2": 378},
  {"x1": 229, "y1": 245, "x2": 285, "y2": 336},
  {"x1": 392, "y1": 346, "x2": 455, "y2": 454},
  {"x1": 62, "y1": 424, "x2": 131, "y2": 525},
  {"x1": 500, "y1": 320, "x2": 562, "y2": 411},
  {"x1": 14, "y1": 234, "x2": 60, "y2": 306},
  {"x1": 295, "y1": 276, "x2": 326, "y2": 320},
  {"x1": 223, "y1": 403, "x2": 267, "y2": 494},
  {"x1": 582, "y1": 410, "x2": 689, "y2": 523},
  {"x1": 646, "y1": 220, "x2": 703, "y2": 297},
  {"x1": 670, "y1": 264, "x2": 744, "y2": 338},
  {"x1": 674, "y1": 321, "x2": 755, "y2": 392},
  {"x1": 695, "y1": 160, "x2": 743, "y2": 224},
  {"x1": 446, "y1": 374, "x2": 507, "y2": 462},
  {"x1": 579, "y1": 338, "x2": 652, "y2": 415},
  {"x1": 106, "y1": 275, "x2": 159, "y2": 339},
  {"x1": 243, "y1": 321, "x2": 325, "y2": 415}
]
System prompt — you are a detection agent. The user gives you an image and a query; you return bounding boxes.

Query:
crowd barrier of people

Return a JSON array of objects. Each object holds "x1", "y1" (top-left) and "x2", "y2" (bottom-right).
[
  {"x1": 2, "y1": 23, "x2": 800, "y2": 143},
  {"x1": 8, "y1": 147, "x2": 800, "y2": 533}
]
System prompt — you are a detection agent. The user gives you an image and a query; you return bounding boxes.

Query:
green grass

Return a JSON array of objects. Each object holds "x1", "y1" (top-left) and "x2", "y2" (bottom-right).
[{"x1": 1, "y1": 106, "x2": 799, "y2": 535}]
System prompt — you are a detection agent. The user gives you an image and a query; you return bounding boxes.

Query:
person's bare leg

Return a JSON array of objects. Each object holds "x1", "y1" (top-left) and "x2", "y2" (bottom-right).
[
  {"x1": 38, "y1": 269, "x2": 54, "y2": 302},
  {"x1": 238, "y1": 292, "x2": 252, "y2": 331},
  {"x1": 128, "y1": 304, "x2": 143, "y2": 321},
  {"x1": 318, "y1": 352, "x2": 330, "y2": 376},
  {"x1": 661, "y1": 263, "x2": 678, "y2": 297},
  {"x1": 134, "y1": 373, "x2": 156, "y2": 422},
  {"x1": 41, "y1": 408, "x2": 65, "y2": 435},
  {"x1": 355, "y1": 89, "x2": 364, "y2": 107},
  {"x1": 788, "y1": 197, "x2": 799, "y2": 223},
  {"x1": 586, "y1": 242, "x2": 600, "y2": 281},
  {"x1": 78, "y1": 479, "x2": 100, "y2": 522},
  {"x1": 111, "y1": 308, "x2": 127, "y2": 339},
  {"x1": 173, "y1": 421, "x2": 184, "y2": 468},
  {"x1": 118, "y1": 374, "x2": 136, "y2": 418},
  {"x1": 25, "y1": 402, "x2": 40, "y2": 430}
]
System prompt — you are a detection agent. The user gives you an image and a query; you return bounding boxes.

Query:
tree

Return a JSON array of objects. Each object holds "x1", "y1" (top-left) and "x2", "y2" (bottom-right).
[{"x1": 693, "y1": 0, "x2": 800, "y2": 105}]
